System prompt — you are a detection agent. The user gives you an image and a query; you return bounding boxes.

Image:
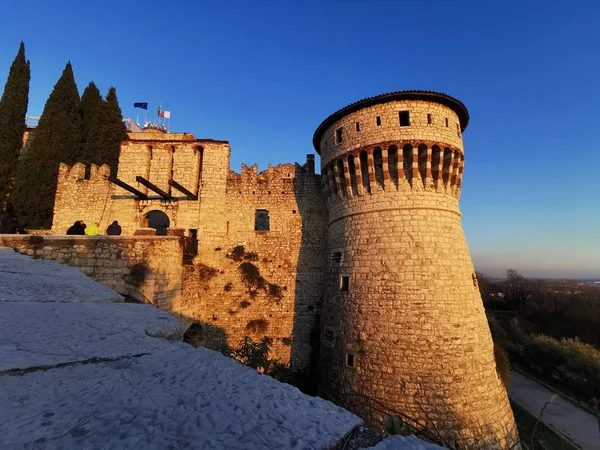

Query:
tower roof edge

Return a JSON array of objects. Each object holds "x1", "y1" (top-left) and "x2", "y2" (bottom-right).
[{"x1": 312, "y1": 90, "x2": 470, "y2": 153}]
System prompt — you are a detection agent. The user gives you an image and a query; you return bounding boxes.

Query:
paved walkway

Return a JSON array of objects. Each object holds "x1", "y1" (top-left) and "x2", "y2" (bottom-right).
[{"x1": 509, "y1": 370, "x2": 599, "y2": 449}]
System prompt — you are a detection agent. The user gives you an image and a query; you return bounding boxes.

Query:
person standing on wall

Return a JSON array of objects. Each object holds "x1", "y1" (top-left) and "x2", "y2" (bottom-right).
[{"x1": 85, "y1": 222, "x2": 100, "y2": 236}]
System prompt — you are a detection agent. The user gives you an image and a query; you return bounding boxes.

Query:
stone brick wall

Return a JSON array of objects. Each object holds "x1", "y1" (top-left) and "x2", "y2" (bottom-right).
[
  {"x1": 49, "y1": 131, "x2": 327, "y2": 371},
  {"x1": 171, "y1": 160, "x2": 328, "y2": 371},
  {"x1": 316, "y1": 98, "x2": 519, "y2": 449},
  {"x1": 0, "y1": 235, "x2": 184, "y2": 309},
  {"x1": 52, "y1": 136, "x2": 230, "y2": 236}
]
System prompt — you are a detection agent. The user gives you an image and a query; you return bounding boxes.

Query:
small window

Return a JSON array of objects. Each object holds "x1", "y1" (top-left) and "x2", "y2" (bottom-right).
[
  {"x1": 427, "y1": 113, "x2": 432, "y2": 124},
  {"x1": 346, "y1": 353, "x2": 355, "y2": 368},
  {"x1": 376, "y1": 116, "x2": 381, "y2": 126},
  {"x1": 335, "y1": 127, "x2": 343, "y2": 144},
  {"x1": 355, "y1": 122, "x2": 360, "y2": 132},
  {"x1": 84, "y1": 165, "x2": 91, "y2": 180},
  {"x1": 331, "y1": 250, "x2": 343, "y2": 265},
  {"x1": 255, "y1": 209, "x2": 270, "y2": 231},
  {"x1": 340, "y1": 276, "x2": 349, "y2": 292},
  {"x1": 457, "y1": 123, "x2": 461, "y2": 137},
  {"x1": 445, "y1": 118, "x2": 449, "y2": 127},
  {"x1": 399, "y1": 111, "x2": 410, "y2": 127}
]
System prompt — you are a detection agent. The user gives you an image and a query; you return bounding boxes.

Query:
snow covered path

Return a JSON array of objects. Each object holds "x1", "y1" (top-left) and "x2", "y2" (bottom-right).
[{"x1": 0, "y1": 247, "x2": 361, "y2": 449}]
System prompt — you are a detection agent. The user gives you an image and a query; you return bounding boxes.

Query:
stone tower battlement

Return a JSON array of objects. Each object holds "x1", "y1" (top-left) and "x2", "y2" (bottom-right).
[
  {"x1": 315, "y1": 92, "x2": 466, "y2": 213},
  {"x1": 315, "y1": 91, "x2": 518, "y2": 449}
]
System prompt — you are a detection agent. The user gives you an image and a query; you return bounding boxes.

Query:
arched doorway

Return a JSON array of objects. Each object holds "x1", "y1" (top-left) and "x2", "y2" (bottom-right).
[{"x1": 144, "y1": 210, "x2": 170, "y2": 236}]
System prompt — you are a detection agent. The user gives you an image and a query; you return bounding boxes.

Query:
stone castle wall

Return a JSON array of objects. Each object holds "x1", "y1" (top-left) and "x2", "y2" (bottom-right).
[
  {"x1": 52, "y1": 137, "x2": 231, "y2": 236},
  {"x1": 0, "y1": 235, "x2": 184, "y2": 309},
  {"x1": 49, "y1": 133, "x2": 327, "y2": 370},
  {"x1": 172, "y1": 161, "x2": 328, "y2": 371},
  {"x1": 316, "y1": 98, "x2": 518, "y2": 448}
]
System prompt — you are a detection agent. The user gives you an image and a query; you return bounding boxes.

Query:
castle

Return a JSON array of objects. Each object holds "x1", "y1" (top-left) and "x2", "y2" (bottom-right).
[{"x1": 49, "y1": 90, "x2": 518, "y2": 448}]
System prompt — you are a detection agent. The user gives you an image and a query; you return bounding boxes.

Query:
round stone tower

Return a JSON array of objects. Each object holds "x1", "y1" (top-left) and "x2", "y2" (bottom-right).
[{"x1": 313, "y1": 91, "x2": 518, "y2": 449}]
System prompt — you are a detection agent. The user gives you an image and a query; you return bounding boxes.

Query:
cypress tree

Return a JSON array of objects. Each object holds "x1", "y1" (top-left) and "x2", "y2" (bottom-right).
[
  {"x1": 0, "y1": 42, "x2": 30, "y2": 212},
  {"x1": 86, "y1": 86, "x2": 127, "y2": 174},
  {"x1": 80, "y1": 81, "x2": 102, "y2": 164},
  {"x1": 12, "y1": 62, "x2": 82, "y2": 229}
]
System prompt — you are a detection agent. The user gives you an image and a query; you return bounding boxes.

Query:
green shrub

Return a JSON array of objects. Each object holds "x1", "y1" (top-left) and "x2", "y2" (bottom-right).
[
  {"x1": 518, "y1": 334, "x2": 600, "y2": 400},
  {"x1": 234, "y1": 336, "x2": 272, "y2": 371},
  {"x1": 488, "y1": 317, "x2": 508, "y2": 345},
  {"x1": 239, "y1": 300, "x2": 251, "y2": 308}
]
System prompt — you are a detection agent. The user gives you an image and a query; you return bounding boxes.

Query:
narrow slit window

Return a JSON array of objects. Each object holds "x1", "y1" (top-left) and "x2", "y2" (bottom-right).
[
  {"x1": 376, "y1": 116, "x2": 381, "y2": 126},
  {"x1": 346, "y1": 353, "x2": 355, "y2": 368},
  {"x1": 427, "y1": 113, "x2": 432, "y2": 124},
  {"x1": 457, "y1": 123, "x2": 461, "y2": 137},
  {"x1": 84, "y1": 165, "x2": 91, "y2": 180},
  {"x1": 335, "y1": 127, "x2": 343, "y2": 144},
  {"x1": 445, "y1": 118, "x2": 449, "y2": 127},
  {"x1": 340, "y1": 276, "x2": 349, "y2": 292},
  {"x1": 399, "y1": 111, "x2": 410, "y2": 127},
  {"x1": 356, "y1": 122, "x2": 360, "y2": 132}
]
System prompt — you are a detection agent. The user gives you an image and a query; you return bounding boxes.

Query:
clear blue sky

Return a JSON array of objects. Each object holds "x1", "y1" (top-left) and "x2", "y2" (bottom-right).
[{"x1": 1, "y1": 0, "x2": 598, "y2": 278}]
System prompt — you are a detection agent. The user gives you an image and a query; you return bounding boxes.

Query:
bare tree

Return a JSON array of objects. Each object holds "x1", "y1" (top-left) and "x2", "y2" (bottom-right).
[{"x1": 503, "y1": 269, "x2": 529, "y2": 311}]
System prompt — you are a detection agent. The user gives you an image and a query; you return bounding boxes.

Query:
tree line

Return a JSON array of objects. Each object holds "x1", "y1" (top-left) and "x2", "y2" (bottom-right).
[
  {"x1": 477, "y1": 269, "x2": 600, "y2": 347},
  {"x1": 0, "y1": 42, "x2": 127, "y2": 229}
]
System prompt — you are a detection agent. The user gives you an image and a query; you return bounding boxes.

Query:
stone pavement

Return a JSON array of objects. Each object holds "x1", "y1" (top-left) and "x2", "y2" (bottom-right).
[
  {"x1": 0, "y1": 248, "x2": 362, "y2": 449},
  {"x1": 509, "y1": 370, "x2": 599, "y2": 449}
]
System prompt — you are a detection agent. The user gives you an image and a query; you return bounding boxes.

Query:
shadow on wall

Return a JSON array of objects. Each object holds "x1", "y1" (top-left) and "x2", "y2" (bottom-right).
[
  {"x1": 181, "y1": 320, "x2": 228, "y2": 351},
  {"x1": 289, "y1": 160, "x2": 329, "y2": 393}
]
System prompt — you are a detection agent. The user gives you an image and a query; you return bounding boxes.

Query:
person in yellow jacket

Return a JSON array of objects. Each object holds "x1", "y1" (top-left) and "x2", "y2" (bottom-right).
[{"x1": 85, "y1": 222, "x2": 100, "y2": 236}]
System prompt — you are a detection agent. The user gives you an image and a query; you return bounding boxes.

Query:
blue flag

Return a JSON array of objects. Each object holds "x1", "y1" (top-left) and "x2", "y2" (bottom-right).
[{"x1": 134, "y1": 102, "x2": 148, "y2": 110}]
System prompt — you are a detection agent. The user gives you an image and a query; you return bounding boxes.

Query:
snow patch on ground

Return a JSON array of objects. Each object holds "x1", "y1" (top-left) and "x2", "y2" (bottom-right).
[{"x1": 0, "y1": 246, "x2": 364, "y2": 449}]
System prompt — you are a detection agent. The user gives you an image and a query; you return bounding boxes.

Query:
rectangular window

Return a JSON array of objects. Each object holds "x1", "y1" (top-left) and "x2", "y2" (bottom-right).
[
  {"x1": 255, "y1": 209, "x2": 270, "y2": 231},
  {"x1": 331, "y1": 250, "x2": 343, "y2": 265},
  {"x1": 457, "y1": 123, "x2": 461, "y2": 137},
  {"x1": 340, "y1": 276, "x2": 349, "y2": 292},
  {"x1": 335, "y1": 127, "x2": 343, "y2": 144},
  {"x1": 376, "y1": 116, "x2": 381, "y2": 126},
  {"x1": 346, "y1": 353, "x2": 355, "y2": 368},
  {"x1": 356, "y1": 122, "x2": 360, "y2": 132},
  {"x1": 427, "y1": 113, "x2": 432, "y2": 124},
  {"x1": 445, "y1": 118, "x2": 449, "y2": 127},
  {"x1": 399, "y1": 111, "x2": 410, "y2": 127}
]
